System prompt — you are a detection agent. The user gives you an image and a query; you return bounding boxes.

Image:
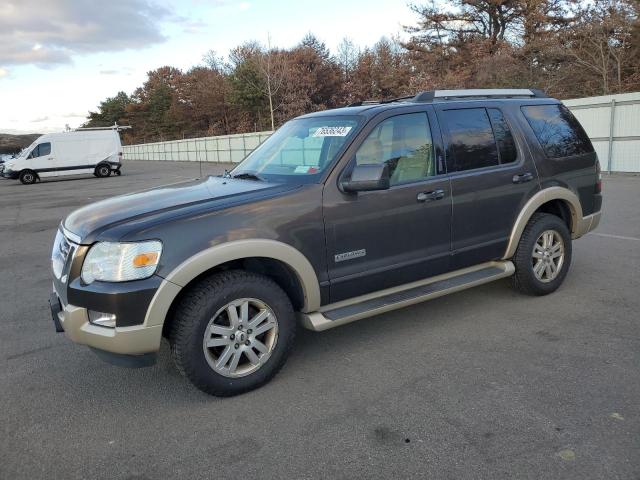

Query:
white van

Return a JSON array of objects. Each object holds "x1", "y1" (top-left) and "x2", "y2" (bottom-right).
[{"x1": 2, "y1": 126, "x2": 128, "y2": 184}]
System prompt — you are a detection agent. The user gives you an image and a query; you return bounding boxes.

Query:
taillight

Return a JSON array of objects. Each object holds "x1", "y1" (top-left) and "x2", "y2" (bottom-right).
[{"x1": 595, "y1": 159, "x2": 602, "y2": 194}]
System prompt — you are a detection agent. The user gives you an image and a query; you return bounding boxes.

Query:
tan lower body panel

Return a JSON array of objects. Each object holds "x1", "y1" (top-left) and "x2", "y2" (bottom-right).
[
  {"x1": 58, "y1": 304, "x2": 163, "y2": 355},
  {"x1": 573, "y1": 211, "x2": 601, "y2": 238},
  {"x1": 299, "y1": 261, "x2": 515, "y2": 332}
]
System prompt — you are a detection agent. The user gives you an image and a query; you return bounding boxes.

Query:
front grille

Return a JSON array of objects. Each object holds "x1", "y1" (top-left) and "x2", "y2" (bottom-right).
[{"x1": 51, "y1": 229, "x2": 76, "y2": 280}]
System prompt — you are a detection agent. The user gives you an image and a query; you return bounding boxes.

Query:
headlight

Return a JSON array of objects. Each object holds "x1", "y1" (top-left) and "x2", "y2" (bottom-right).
[
  {"x1": 5, "y1": 163, "x2": 13, "y2": 169},
  {"x1": 81, "y1": 241, "x2": 162, "y2": 284}
]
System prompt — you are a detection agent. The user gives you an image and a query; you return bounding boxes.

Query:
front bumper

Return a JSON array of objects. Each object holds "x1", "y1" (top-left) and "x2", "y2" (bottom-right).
[
  {"x1": 2, "y1": 169, "x2": 19, "y2": 179},
  {"x1": 51, "y1": 291, "x2": 163, "y2": 355}
]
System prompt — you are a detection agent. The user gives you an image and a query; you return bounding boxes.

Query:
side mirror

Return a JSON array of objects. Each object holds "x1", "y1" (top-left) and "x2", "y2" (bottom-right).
[{"x1": 341, "y1": 163, "x2": 390, "y2": 193}]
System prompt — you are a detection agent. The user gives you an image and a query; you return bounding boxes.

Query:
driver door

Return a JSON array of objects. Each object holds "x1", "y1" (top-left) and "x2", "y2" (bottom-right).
[
  {"x1": 28, "y1": 142, "x2": 57, "y2": 177},
  {"x1": 323, "y1": 108, "x2": 452, "y2": 302}
]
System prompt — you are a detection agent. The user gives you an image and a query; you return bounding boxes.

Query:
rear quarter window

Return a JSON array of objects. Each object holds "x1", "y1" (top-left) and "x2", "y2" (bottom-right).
[{"x1": 521, "y1": 104, "x2": 593, "y2": 158}]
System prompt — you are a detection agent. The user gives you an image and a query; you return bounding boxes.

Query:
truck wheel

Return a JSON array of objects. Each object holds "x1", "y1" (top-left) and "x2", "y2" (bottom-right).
[
  {"x1": 95, "y1": 164, "x2": 111, "y2": 178},
  {"x1": 512, "y1": 213, "x2": 572, "y2": 296},
  {"x1": 169, "y1": 270, "x2": 296, "y2": 396},
  {"x1": 19, "y1": 170, "x2": 37, "y2": 185}
]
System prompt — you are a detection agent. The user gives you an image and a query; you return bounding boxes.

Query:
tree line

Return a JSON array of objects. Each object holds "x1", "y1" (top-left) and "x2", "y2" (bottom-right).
[{"x1": 84, "y1": 0, "x2": 640, "y2": 145}]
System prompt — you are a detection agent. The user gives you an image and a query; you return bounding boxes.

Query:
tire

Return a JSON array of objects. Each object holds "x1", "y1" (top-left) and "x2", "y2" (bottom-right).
[
  {"x1": 169, "y1": 270, "x2": 296, "y2": 396},
  {"x1": 512, "y1": 213, "x2": 572, "y2": 296},
  {"x1": 19, "y1": 170, "x2": 37, "y2": 185},
  {"x1": 95, "y1": 164, "x2": 111, "y2": 178}
]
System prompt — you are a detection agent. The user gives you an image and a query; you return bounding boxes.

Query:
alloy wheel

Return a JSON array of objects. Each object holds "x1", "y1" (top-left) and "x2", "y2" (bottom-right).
[
  {"x1": 202, "y1": 298, "x2": 278, "y2": 378},
  {"x1": 532, "y1": 229, "x2": 565, "y2": 283}
]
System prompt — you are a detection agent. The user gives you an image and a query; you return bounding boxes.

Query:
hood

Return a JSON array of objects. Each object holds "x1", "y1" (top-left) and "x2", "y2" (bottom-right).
[{"x1": 64, "y1": 176, "x2": 287, "y2": 243}]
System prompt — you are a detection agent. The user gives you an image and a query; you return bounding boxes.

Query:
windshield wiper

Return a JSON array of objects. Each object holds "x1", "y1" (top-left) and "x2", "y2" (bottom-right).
[{"x1": 232, "y1": 171, "x2": 265, "y2": 182}]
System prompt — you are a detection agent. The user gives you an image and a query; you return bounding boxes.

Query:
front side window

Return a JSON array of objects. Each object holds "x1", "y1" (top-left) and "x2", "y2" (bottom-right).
[
  {"x1": 232, "y1": 116, "x2": 360, "y2": 184},
  {"x1": 28, "y1": 142, "x2": 51, "y2": 159},
  {"x1": 442, "y1": 108, "x2": 499, "y2": 172},
  {"x1": 521, "y1": 104, "x2": 593, "y2": 158},
  {"x1": 39, "y1": 143, "x2": 51, "y2": 157},
  {"x1": 355, "y1": 112, "x2": 435, "y2": 185}
]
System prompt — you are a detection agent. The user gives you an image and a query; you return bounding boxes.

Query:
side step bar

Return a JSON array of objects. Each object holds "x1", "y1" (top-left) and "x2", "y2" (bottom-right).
[{"x1": 300, "y1": 261, "x2": 514, "y2": 331}]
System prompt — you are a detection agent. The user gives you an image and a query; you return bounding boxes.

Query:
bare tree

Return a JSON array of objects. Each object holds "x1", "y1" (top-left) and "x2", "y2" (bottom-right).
[
  {"x1": 257, "y1": 35, "x2": 287, "y2": 131},
  {"x1": 336, "y1": 37, "x2": 359, "y2": 80},
  {"x1": 561, "y1": 0, "x2": 637, "y2": 94}
]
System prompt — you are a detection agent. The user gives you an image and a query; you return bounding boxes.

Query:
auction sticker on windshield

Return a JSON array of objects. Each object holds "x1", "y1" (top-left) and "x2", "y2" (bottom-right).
[{"x1": 313, "y1": 126, "x2": 352, "y2": 137}]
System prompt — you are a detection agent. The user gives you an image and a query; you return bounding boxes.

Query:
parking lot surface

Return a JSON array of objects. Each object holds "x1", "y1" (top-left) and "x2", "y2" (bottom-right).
[{"x1": 1, "y1": 161, "x2": 638, "y2": 479}]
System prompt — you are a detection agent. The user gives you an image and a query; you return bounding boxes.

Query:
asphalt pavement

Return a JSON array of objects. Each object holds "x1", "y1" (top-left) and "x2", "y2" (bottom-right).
[{"x1": 0, "y1": 161, "x2": 638, "y2": 479}]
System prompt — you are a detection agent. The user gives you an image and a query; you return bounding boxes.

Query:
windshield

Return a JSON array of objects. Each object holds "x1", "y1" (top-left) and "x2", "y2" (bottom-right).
[
  {"x1": 231, "y1": 116, "x2": 361, "y2": 184},
  {"x1": 18, "y1": 141, "x2": 37, "y2": 159}
]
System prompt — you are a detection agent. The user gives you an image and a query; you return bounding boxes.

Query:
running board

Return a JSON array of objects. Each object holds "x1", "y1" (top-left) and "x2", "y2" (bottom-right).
[{"x1": 299, "y1": 261, "x2": 514, "y2": 331}]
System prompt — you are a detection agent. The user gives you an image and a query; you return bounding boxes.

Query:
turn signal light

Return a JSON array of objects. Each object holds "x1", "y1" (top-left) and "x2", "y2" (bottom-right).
[{"x1": 133, "y1": 252, "x2": 159, "y2": 268}]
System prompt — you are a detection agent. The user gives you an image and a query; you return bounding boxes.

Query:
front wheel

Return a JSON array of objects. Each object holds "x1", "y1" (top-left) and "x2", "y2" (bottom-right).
[
  {"x1": 19, "y1": 170, "x2": 37, "y2": 185},
  {"x1": 169, "y1": 270, "x2": 296, "y2": 396},
  {"x1": 512, "y1": 213, "x2": 572, "y2": 296}
]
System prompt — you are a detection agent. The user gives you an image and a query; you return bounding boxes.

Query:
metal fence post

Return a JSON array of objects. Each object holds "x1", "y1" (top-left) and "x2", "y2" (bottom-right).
[{"x1": 607, "y1": 99, "x2": 616, "y2": 173}]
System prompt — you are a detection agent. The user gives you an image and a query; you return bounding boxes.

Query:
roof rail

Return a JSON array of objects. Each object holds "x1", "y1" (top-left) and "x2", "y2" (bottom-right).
[
  {"x1": 74, "y1": 123, "x2": 132, "y2": 132},
  {"x1": 347, "y1": 100, "x2": 382, "y2": 107},
  {"x1": 412, "y1": 88, "x2": 546, "y2": 102},
  {"x1": 346, "y1": 89, "x2": 547, "y2": 108},
  {"x1": 348, "y1": 94, "x2": 415, "y2": 107}
]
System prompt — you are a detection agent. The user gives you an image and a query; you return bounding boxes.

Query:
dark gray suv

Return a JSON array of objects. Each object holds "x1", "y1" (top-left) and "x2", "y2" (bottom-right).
[{"x1": 49, "y1": 89, "x2": 602, "y2": 396}]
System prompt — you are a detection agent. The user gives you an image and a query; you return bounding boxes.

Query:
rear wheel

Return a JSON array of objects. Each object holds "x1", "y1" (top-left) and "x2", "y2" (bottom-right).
[
  {"x1": 169, "y1": 270, "x2": 296, "y2": 396},
  {"x1": 95, "y1": 164, "x2": 111, "y2": 178},
  {"x1": 19, "y1": 170, "x2": 37, "y2": 185},
  {"x1": 512, "y1": 213, "x2": 572, "y2": 295}
]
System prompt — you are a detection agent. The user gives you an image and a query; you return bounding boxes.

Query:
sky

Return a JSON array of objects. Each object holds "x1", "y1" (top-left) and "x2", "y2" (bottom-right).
[{"x1": 0, "y1": 0, "x2": 417, "y2": 134}]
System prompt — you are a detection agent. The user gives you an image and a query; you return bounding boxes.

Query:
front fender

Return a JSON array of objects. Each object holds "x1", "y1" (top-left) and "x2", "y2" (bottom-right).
[{"x1": 143, "y1": 239, "x2": 322, "y2": 328}]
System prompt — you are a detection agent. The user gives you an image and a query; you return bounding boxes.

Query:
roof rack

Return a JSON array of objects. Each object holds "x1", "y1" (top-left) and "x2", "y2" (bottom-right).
[
  {"x1": 412, "y1": 88, "x2": 547, "y2": 102},
  {"x1": 346, "y1": 88, "x2": 546, "y2": 107},
  {"x1": 74, "y1": 123, "x2": 132, "y2": 132}
]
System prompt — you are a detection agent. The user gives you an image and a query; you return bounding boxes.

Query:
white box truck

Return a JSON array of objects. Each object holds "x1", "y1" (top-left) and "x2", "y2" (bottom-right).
[{"x1": 2, "y1": 125, "x2": 128, "y2": 184}]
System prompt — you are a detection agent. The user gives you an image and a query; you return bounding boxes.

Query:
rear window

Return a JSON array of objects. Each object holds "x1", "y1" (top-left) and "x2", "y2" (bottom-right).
[{"x1": 521, "y1": 104, "x2": 593, "y2": 158}]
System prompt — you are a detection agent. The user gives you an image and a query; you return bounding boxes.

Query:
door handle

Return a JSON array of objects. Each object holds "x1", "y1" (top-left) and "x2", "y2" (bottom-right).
[
  {"x1": 417, "y1": 189, "x2": 445, "y2": 202},
  {"x1": 512, "y1": 172, "x2": 533, "y2": 184}
]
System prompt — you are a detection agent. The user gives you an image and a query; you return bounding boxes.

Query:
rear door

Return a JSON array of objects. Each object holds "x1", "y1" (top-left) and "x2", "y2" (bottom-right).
[
  {"x1": 435, "y1": 103, "x2": 540, "y2": 268},
  {"x1": 27, "y1": 142, "x2": 58, "y2": 177},
  {"x1": 323, "y1": 107, "x2": 452, "y2": 302}
]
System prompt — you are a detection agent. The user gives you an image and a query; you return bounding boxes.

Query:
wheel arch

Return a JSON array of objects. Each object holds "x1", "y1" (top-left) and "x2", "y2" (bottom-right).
[
  {"x1": 95, "y1": 162, "x2": 111, "y2": 174},
  {"x1": 503, "y1": 187, "x2": 583, "y2": 259},
  {"x1": 144, "y1": 239, "x2": 321, "y2": 330}
]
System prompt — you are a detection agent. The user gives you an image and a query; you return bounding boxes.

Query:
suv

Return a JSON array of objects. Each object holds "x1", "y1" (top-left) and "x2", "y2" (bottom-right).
[{"x1": 49, "y1": 89, "x2": 602, "y2": 396}]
